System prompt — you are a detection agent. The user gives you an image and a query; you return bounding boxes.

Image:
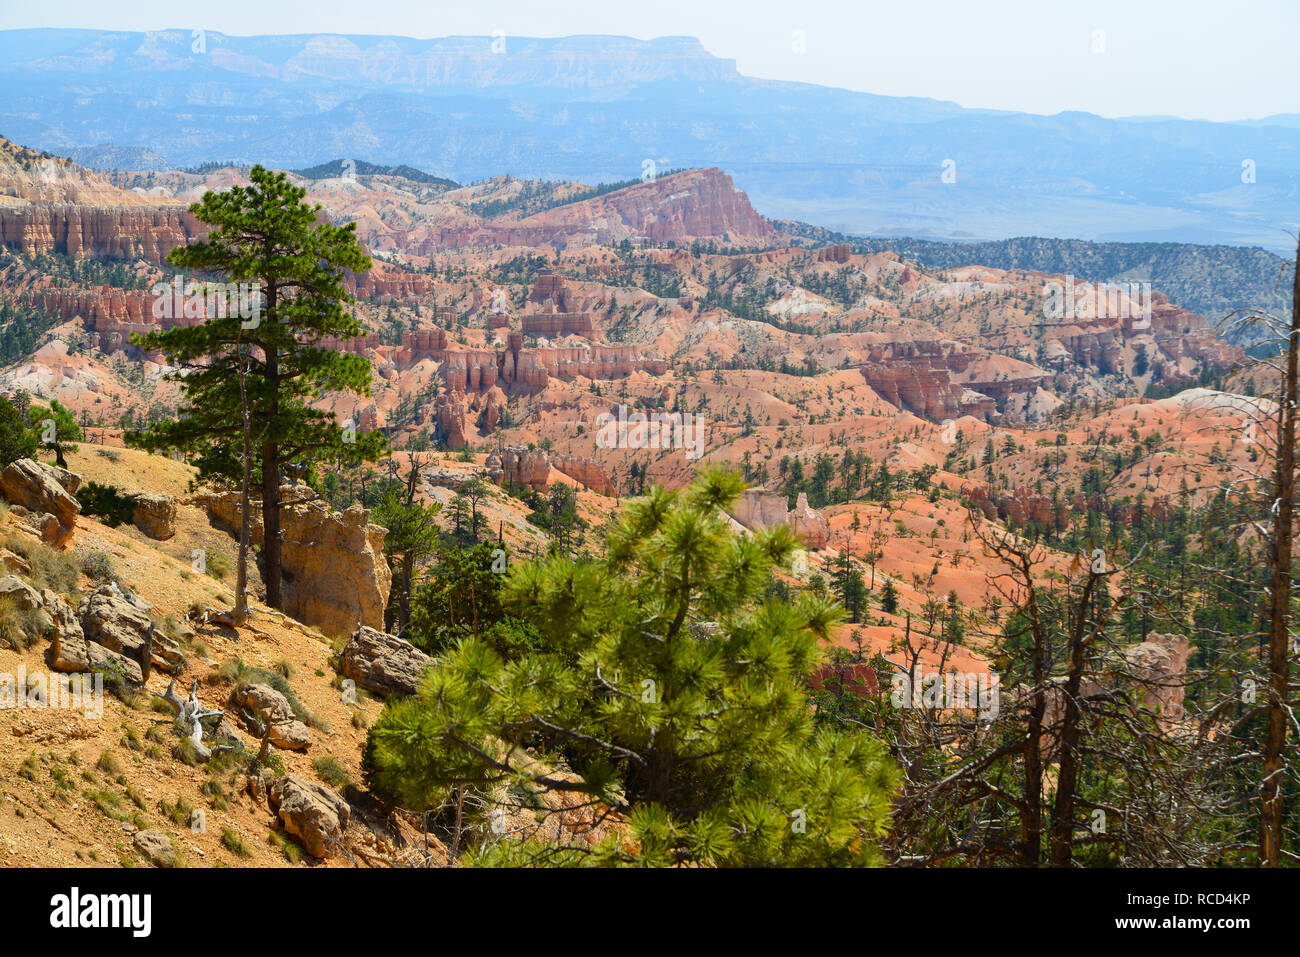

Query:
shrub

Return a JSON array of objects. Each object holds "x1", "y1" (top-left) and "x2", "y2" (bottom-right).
[
  {"x1": 312, "y1": 756, "x2": 350, "y2": 790},
  {"x1": 204, "y1": 550, "x2": 231, "y2": 581},
  {"x1": 75, "y1": 482, "x2": 136, "y2": 527},
  {"x1": 0, "y1": 596, "x2": 49, "y2": 651},
  {"x1": 221, "y1": 828, "x2": 250, "y2": 857},
  {"x1": 80, "y1": 550, "x2": 117, "y2": 584},
  {"x1": 3, "y1": 532, "x2": 79, "y2": 594},
  {"x1": 96, "y1": 751, "x2": 122, "y2": 775},
  {"x1": 266, "y1": 828, "x2": 303, "y2": 864}
]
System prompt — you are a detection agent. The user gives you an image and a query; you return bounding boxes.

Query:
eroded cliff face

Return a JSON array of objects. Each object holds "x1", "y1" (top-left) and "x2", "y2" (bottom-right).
[
  {"x1": 0, "y1": 204, "x2": 203, "y2": 261},
  {"x1": 483, "y1": 446, "x2": 615, "y2": 495},
  {"x1": 195, "y1": 487, "x2": 391, "y2": 638},
  {"x1": 730, "y1": 489, "x2": 830, "y2": 549},
  {"x1": 517, "y1": 168, "x2": 777, "y2": 245}
]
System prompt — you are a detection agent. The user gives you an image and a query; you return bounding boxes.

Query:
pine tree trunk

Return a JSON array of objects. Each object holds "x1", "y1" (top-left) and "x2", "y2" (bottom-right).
[
  {"x1": 233, "y1": 348, "x2": 252, "y2": 624},
  {"x1": 262, "y1": 347, "x2": 282, "y2": 611},
  {"x1": 1260, "y1": 237, "x2": 1300, "y2": 867}
]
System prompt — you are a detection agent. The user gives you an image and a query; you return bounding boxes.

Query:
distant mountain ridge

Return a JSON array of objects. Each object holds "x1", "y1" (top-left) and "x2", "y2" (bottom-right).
[
  {"x1": 776, "y1": 225, "x2": 1294, "y2": 340},
  {"x1": 291, "y1": 158, "x2": 459, "y2": 188},
  {"x1": 3, "y1": 28, "x2": 1298, "y2": 252}
]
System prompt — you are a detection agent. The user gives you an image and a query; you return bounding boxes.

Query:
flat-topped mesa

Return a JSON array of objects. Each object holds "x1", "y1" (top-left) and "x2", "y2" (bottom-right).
[
  {"x1": 0, "y1": 203, "x2": 203, "y2": 261},
  {"x1": 521, "y1": 312, "x2": 595, "y2": 338}
]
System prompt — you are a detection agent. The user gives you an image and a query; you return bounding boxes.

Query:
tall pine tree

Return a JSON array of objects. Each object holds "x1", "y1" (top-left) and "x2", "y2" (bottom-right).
[{"x1": 132, "y1": 166, "x2": 383, "y2": 608}]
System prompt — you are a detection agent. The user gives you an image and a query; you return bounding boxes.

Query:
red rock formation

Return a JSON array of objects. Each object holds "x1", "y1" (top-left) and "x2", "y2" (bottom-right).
[
  {"x1": 551, "y1": 455, "x2": 614, "y2": 495},
  {"x1": 528, "y1": 273, "x2": 571, "y2": 311},
  {"x1": 789, "y1": 492, "x2": 830, "y2": 549},
  {"x1": 485, "y1": 446, "x2": 550, "y2": 490},
  {"x1": 522, "y1": 312, "x2": 595, "y2": 339},
  {"x1": 0, "y1": 203, "x2": 203, "y2": 261},
  {"x1": 731, "y1": 488, "x2": 829, "y2": 549}
]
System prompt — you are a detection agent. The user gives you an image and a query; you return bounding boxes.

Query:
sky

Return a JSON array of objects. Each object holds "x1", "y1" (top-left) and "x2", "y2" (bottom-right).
[{"x1": 1, "y1": 0, "x2": 1296, "y2": 121}]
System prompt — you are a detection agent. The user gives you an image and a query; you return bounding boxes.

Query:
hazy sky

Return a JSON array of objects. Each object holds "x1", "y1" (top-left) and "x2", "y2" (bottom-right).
[{"x1": 2, "y1": 0, "x2": 1296, "y2": 121}]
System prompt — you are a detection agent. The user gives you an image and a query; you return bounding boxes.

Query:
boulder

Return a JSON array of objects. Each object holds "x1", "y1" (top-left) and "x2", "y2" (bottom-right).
[
  {"x1": 0, "y1": 458, "x2": 80, "y2": 545},
  {"x1": 1, "y1": 549, "x2": 31, "y2": 575},
  {"x1": 47, "y1": 629, "x2": 143, "y2": 684},
  {"x1": 1122, "y1": 632, "x2": 1190, "y2": 726},
  {"x1": 130, "y1": 493, "x2": 177, "y2": 540},
  {"x1": 267, "y1": 774, "x2": 350, "y2": 858},
  {"x1": 0, "y1": 575, "x2": 41, "y2": 612},
  {"x1": 339, "y1": 626, "x2": 431, "y2": 698},
  {"x1": 133, "y1": 829, "x2": 179, "y2": 868},
  {"x1": 38, "y1": 588, "x2": 80, "y2": 644},
  {"x1": 231, "y1": 682, "x2": 311, "y2": 752},
  {"x1": 78, "y1": 585, "x2": 183, "y2": 673}
]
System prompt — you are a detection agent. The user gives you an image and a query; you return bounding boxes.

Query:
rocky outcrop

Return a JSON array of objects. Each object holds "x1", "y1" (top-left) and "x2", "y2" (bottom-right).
[
  {"x1": 339, "y1": 626, "x2": 431, "y2": 698},
  {"x1": 130, "y1": 493, "x2": 176, "y2": 540},
  {"x1": 731, "y1": 489, "x2": 831, "y2": 549},
  {"x1": 732, "y1": 490, "x2": 790, "y2": 532},
  {"x1": 132, "y1": 830, "x2": 179, "y2": 868},
  {"x1": 789, "y1": 493, "x2": 830, "y2": 549},
  {"x1": 231, "y1": 683, "x2": 312, "y2": 752},
  {"x1": 859, "y1": 363, "x2": 964, "y2": 421},
  {"x1": 434, "y1": 390, "x2": 472, "y2": 449},
  {"x1": 267, "y1": 774, "x2": 350, "y2": 859},
  {"x1": 521, "y1": 312, "x2": 595, "y2": 339},
  {"x1": 551, "y1": 455, "x2": 615, "y2": 496},
  {"x1": 487, "y1": 446, "x2": 550, "y2": 490},
  {"x1": 0, "y1": 575, "x2": 41, "y2": 612},
  {"x1": 79, "y1": 584, "x2": 184, "y2": 674},
  {"x1": 528, "y1": 273, "x2": 573, "y2": 311},
  {"x1": 438, "y1": 340, "x2": 666, "y2": 395},
  {"x1": 0, "y1": 203, "x2": 202, "y2": 261},
  {"x1": 195, "y1": 487, "x2": 391, "y2": 638},
  {"x1": 1121, "y1": 632, "x2": 1189, "y2": 726},
  {"x1": 0, "y1": 458, "x2": 81, "y2": 546},
  {"x1": 516, "y1": 168, "x2": 778, "y2": 245}
]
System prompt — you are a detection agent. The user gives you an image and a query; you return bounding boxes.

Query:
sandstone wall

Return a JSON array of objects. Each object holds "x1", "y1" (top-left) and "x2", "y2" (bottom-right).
[{"x1": 195, "y1": 488, "x2": 390, "y2": 638}]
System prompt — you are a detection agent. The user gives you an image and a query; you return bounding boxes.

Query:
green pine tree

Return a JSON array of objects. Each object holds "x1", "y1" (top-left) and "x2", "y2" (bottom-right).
[
  {"x1": 364, "y1": 469, "x2": 898, "y2": 866},
  {"x1": 130, "y1": 166, "x2": 384, "y2": 608},
  {"x1": 0, "y1": 396, "x2": 37, "y2": 467}
]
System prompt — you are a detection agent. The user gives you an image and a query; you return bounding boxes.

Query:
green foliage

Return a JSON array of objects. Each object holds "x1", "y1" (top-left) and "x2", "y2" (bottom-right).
[
  {"x1": 130, "y1": 165, "x2": 384, "y2": 486},
  {"x1": 366, "y1": 469, "x2": 899, "y2": 866},
  {"x1": 0, "y1": 395, "x2": 37, "y2": 466},
  {"x1": 25, "y1": 400, "x2": 81, "y2": 466},
  {"x1": 127, "y1": 165, "x2": 385, "y2": 605},
  {"x1": 311, "y1": 756, "x2": 350, "y2": 790},
  {"x1": 0, "y1": 595, "x2": 49, "y2": 651},
  {"x1": 76, "y1": 482, "x2": 136, "y2": 528},
  {"x1": 406, "y1": 543, "x2": 515, "y2": 654}
]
